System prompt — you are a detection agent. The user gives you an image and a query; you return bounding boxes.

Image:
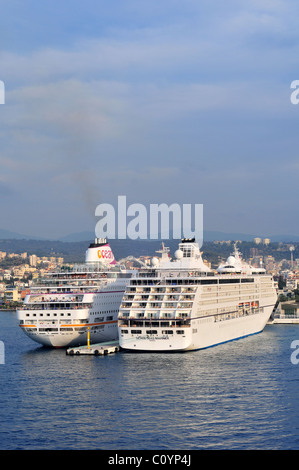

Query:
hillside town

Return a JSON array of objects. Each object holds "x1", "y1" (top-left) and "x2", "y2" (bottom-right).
[
  {"x1": 0, "y1": 238, "x2": 299, "y2": 310},
  {"x1": 0, "y1": 251, "x2": 64, "y2": 309}
]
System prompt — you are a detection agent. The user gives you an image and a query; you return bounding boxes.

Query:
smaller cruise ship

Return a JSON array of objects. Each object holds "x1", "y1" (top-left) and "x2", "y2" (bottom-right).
[
  {"x1": 17, "y1": 239, "x2": 136, "y2": 348},
  {"x1": 118, "y1": 239, "x2": 277, "y2": 352}
]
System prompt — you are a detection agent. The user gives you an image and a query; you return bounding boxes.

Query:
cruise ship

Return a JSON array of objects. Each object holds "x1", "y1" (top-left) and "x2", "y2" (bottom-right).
[
  {"x1": 118, "y1": 239, "x2": 277, "y2": 352},
  {"x1": 17, "y1": 239, "x2": 136, "y2": 348}
]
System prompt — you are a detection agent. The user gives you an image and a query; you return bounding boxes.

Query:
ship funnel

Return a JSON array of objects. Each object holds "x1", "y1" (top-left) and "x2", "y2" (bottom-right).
[{"x1": 85, "y1": 238, "x2": 116, "y2": 265}]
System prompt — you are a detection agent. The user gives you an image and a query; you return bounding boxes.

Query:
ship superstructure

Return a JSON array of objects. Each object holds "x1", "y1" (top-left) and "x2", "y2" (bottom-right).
[
  {"x1": 118, "y1": 239, "x2": 277, "y2": 352},
  {"x1": 17, "y1": 239, "x2": 135, "y2": 348}
]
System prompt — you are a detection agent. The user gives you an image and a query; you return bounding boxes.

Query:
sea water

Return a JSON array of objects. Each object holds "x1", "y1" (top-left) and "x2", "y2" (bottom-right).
[{"x1": 0, "y1": 311, "x2": 299, "y2": 450}]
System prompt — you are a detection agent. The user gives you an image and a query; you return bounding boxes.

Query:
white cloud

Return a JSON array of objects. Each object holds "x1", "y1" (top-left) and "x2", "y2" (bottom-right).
[{"x1": 1, "y1": 0, "x2": 299, "y2": 237}]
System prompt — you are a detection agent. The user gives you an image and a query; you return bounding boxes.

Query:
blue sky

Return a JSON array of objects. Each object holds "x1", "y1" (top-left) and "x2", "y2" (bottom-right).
[{"x1": 0, "y1": 0, "x2": 299, "y2": 239}]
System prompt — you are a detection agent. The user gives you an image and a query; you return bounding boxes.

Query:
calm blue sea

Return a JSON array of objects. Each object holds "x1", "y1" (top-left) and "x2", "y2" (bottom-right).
[{"x1": 1, "y1": 310, "x2": 299, "y2": 451}]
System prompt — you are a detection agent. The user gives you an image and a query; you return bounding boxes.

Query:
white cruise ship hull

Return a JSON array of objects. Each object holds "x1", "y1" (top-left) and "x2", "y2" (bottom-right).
[
  {"x1": 118, "y1": 238, "x2": 277, "y2": 353},
  {"x1": 17, "y1": 279, "x2": 128, "y2": 348},
  {"x1": 18, "y1": 304, "x2": 119, "y2": 348},
  {"x1": 19, "y1": 319, "x2": 118, "y2": 348},
  {"x1": 17, "y1": 238, "x2": 135, "y2": 348},
  {"x1": 119, "y1": 304, "x2": 274, "y2": 352}
]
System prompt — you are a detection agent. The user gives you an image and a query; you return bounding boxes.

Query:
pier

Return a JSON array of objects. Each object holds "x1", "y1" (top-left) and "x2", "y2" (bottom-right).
[{"x1": 66, "y1": 340, "x2": 120, "y2": 356}]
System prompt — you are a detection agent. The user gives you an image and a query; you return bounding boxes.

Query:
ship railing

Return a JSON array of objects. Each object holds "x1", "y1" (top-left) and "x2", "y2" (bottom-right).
[
  {"x1": 118, "y1": 313, "x2": 190, "y2": 321},
  {"x1": 20, "y1": 302, "x2": 92, "y2": 311},
  {"x1": 275, "y1": 313, "x2": 299, "y2": 319},
  {"x1": 118, "y1": 319, "x2": 191, "y2": 328},
  {"x1": 211, "y1": 307, "x2": 262, "y2": 323},
  {"x1": 28, "y1": 296, "x2": 84, "y2": 303},
  {"x1": 28, "y1": 287, "x2": 100, "y2": 295},
  {"x1": 40, "y1": 281, "x2": 108, "y2": 289}
]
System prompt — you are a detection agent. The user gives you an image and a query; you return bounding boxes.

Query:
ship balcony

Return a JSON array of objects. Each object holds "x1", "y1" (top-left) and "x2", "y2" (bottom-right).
[
  {"x1": 179, "y1": 295, "x2": 195, "y2": 300},
  {"x1": 161, "y1": 302, "x2": 177, "y2": 308},
  {"x1": 27, "y1": 297, "x2": 85, "y2": 304},
  {"x1": 163, "y1": 295, "x2": 179, "y2": 302},
  {"x1": 151, "y1": 287, "x2": 166, "y2": 293},
  {"x1": 132, "y1": 309, "x2": 188, "y2": 321},
  {"x1": 133, "y1": 295, "x2": 150, "y2": 301},
  {"x1": 122, "y1": 294, "x2": 135, "y2": 300},
  {"x1": 148, "y1": 295, "x2": 164, "y2": 301},
  {"x1": 118, "y1": 319, "x2": 191, "y2": 328},
  {"x1": 118, "y1": 310, "x2": 130, "y2": 318},
  {"x1": 146, "y1": 302, "x2": 161, "y2": 308},
  {"x1": 124, "y1": 286, "x2": 136, "y2": 292},
  {"x1": 159, "y1": 311, "x2": 176, "y2": 319},
  {"x1": 175, "y1": 311, "x2": 191, "y2": 319},
  {"x1": 134, "y1": 287, "x2": 151, "y2": 293},
  {"x1": 165, "y1": 287, "x2": 181, "y2": 293},
  {"x1": 181, "y1": 287, "x2": 196, "y2": 293},
  {"x1": 131, "y1": 302, "x2": 147, "y2": 308},
  {"x1": 21, "y1": 302, "x2": 93, "y2": 310},
  {"x1": 28, "y1": 295, "x2": 84, "y2": 303},
  {"x1": 177, "y1": 302, "x2": 193, "y2": 308},
  {"x1": 145, "y1": 311, "x2": 160, "y2": 319}
]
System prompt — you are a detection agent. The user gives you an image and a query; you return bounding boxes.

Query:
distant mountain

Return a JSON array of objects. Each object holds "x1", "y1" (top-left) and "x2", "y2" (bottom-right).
[
  {"x1": 203, "y1": 231, "x2": 299, "y2": 243},
  {"x1": 1, "y1": 227, "x2": 299, "y2": 243},
  {"x1": 204, "y1": 231, "x2": 254, "y2": 241},
  {"x1": 0, "y1": 232, "x2": 298, "y2": 264},
  {"x1": 0, "y1": 229, "x2": 46, "y2": 240},
  {"x1": 57, "y1": 230, "x2": 299, "y2": 243},
  {"x1": 269, "y1": 234, "x2": 299, "y2": 242},
  {"x1": 56, "y1": 229, "x2": 252, "y2": 242},
  {"x1": 58, "y1": 231, "x2": 95, "y2": 242}
]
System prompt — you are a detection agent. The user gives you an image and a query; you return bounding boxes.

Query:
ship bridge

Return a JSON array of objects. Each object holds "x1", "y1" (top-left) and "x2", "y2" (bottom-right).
[{"x1": 151, "y1": 238, "x2": 211, "y2": 273}]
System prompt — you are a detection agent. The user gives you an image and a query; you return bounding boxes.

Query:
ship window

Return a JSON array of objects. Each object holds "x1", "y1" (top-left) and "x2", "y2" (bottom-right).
[
  {"x1": 131, "y1": 330, "x2": 142, "y2": 334},
  {"x1": 146, "y1": 330, "x2": 157, "y2": 334},
  {"x1": 176, "y1": 330, "x2": 185, "y2": 334},
  {"x1": 219, "y1": 279, "x2": 240, "y2": 284},
  {"x1": 162, "y1": 330, "x2": 173, "y2": 334},
  {"x1": 121, "y1": 330, "x2": 129, "y2": 334},
  {"x1": 39, "y1": 328, "x2": 58, "y2": 332}
]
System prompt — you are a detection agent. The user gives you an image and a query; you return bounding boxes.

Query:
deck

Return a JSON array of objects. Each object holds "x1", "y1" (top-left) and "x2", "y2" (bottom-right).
[{"x1": 66, "y1": 340, "x2": 120, "y2": 356}]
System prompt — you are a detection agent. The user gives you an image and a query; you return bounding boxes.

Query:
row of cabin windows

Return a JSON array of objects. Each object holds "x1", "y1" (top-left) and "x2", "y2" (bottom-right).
[
  {"x1": 25, "y1": 312, "x2": 72, "y2": 317},
  {"x1": 121, "y1": 329, "x2": 185, "y2": 335},
  {"x1": 25, "y1": 312, "x2": 114, "y2": 321}
]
